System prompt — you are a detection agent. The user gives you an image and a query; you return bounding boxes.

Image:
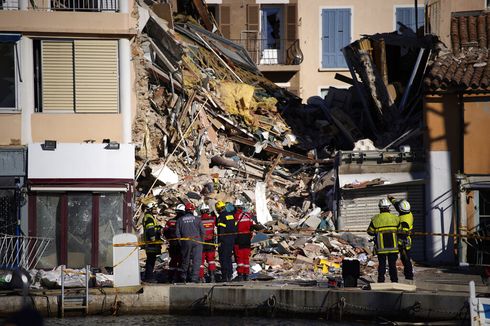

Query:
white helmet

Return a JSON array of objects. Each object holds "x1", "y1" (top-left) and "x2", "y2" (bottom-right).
[
  {"x1": 398, "y1": 200, "x2": 411, "y2": 213},
  {"x1": 200, "y1": 203, "x2": 210, "y2": 211},
  {"x1": 146, "y1": 202, "x2": 154, "y2": 209},
  {"x1": 176, "y1": 204, "x2": 185, "y2": 212},
  {"x1": 379, "y1": 198, "x2": 391, "y2": 209},
  {"x1": 234, "y1": 199, "x2": 244, "y2": 207}
]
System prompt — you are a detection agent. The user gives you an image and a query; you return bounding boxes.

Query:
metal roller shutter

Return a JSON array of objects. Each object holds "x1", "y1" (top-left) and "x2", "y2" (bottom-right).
[
  {"x1": 74, "y1": 40, "x2": 119, "y2": 113},
  {"x1": 41, "y1": 41, "x2": 74, "y2": 112},
  {"x1": 339, "y1": 183, "x2": 425, "y2": 261}
]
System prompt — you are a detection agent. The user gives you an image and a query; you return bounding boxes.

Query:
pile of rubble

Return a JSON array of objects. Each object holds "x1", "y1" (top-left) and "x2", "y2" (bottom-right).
[{"x1": 131, "y1": 1, "x2": 435, "y2": 282}]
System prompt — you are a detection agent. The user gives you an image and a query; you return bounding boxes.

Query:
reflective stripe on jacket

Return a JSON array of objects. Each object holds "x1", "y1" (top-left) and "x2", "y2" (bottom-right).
[
  {"x1": 217, "y1": 211, "x2": 236, "y2": 242},
  {"x1": 367, "y1": 212, "x2": 400, "y2": 254},
  {"x1": 398, "y1": 212, "x2": 413, "y2": 249}
]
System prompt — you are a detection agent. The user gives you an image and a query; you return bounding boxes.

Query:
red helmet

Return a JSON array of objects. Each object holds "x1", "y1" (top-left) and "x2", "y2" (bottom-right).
[{"x1": 185, "y1": 203, "x2": 195, "y2": 212}]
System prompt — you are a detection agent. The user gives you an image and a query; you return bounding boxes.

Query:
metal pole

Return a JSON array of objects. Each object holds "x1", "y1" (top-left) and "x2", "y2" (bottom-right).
[
  {"x1": 456, "y1": 174, "x2": 468, "y2": 266},
  {"x1": 414, "y1": 0, "x2": 418, "y2": 32}
]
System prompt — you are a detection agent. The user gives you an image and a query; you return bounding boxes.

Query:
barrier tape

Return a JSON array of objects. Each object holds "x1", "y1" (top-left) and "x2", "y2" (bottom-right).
[
  {"x1": 113, "y1": 231, "x2": 256, "y2": 248},
  {"x1": 112, "y1": 229, "x2": 490, "y2": 248}
]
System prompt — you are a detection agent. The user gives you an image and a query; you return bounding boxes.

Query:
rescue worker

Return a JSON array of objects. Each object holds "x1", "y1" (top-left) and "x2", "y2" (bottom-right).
[
  {"x1": 388, "y1": 195, "x2": 414, "y2": 281},
  {"x1": 143, "y1": 203, "x2": 162, "y2": 282},
  {"x1": 367, "y1": 199, "x2": 400, "y2": 283},
  {"x1": 185, "y1": 202, "x2": 196, "y2": 215},
  {"x1": 176, "y1": 203, "x2": 205, "y2": 283},
  {"x1": 199, "y1": 204, "x2": 217, "y2": 283},
  {"x1": 216, "y1": 201, "x2": 236, "y2": 282},
  {"x1": 163, "y1": 204, "x2": 185, "y2": 283},
  {"x1": 233, "y1": 199, "x2": 255, "y2": 281}
]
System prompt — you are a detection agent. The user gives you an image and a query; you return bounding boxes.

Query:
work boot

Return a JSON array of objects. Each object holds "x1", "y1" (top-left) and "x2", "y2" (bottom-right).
[
  {"x1": 209, "y1": 271, "x2": 216, "y2": 283},
  {"x1": 233, "y1": 274, "x2": 244, "y2": 282},
  {"x1": 243, "y1": 274, "x2": 249, "y2": 281}
]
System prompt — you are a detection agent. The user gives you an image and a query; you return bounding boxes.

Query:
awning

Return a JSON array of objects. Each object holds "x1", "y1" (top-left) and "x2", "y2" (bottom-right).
[
  {"x1": 30, "y1": 186, "x2": 128, "y2": 192},
  {"x1": 339, "y1": 172, "x2": 426, "y2": 189},
  {"x1": 0, "y1": 33, "x2": 21, "y2": 43}
]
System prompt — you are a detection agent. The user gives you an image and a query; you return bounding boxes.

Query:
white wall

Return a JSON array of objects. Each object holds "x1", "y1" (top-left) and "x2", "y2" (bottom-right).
[
  {"x1": 426, "y1": 151, "x2": 454, "y2": 263},
  {"x1": 28, "y1": 143, "x2": 134, "y2": 179}
]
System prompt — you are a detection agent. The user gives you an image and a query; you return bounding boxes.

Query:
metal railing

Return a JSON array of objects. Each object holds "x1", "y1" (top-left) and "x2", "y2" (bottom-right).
[
  {"x1": 50, "y1": 0, "x2": 118, "y2": 11},
  {"x1": 0, "y1": 0, "x2": 19, "y2": 10},
  {"x1": 0, "y1": 0, "x2": 118, "y2": 11},
  {"x1": 0, "y1": 233, "x2": 52, "y2": 270},
  {"x1": 230, "y1": 38, "x2": 303, "y2": 66}
]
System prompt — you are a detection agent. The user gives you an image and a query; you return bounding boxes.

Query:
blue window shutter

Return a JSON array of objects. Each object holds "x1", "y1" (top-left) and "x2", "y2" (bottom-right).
[
  {"x1": 337, "y1": 9, "x2": 350, "y2": 68},
  {"x1": 322, "y1": 9, "x2": 351, "y2": 68},
  {"x1": 396, "y1": 7, "x2": 424, "y2": 32},
  {"x1": 321, "y1": 9, "x2": 335, "y2": 68}
]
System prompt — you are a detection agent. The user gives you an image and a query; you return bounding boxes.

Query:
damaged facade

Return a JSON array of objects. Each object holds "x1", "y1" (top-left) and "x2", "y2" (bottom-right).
[
  {"x1": 1, "y1": 0, "x2": 487, "y2": 282},
  {"x1": 0, "y1": 0, "x2": 137, "y2": 268},
  {"x1": 425, "y1": 3, "x2": 490, "y2": 264}
]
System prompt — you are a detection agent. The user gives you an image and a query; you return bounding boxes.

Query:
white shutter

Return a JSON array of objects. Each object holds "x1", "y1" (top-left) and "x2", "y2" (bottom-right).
[
  {"x1": 41, "y1": 41, "x2": 74, "y2": 112},
  {"x1": 339, "y1": 184, "x2": 426, "y2": 261},
  {"x1": 74, "y1": 40, "x2": 119, "y2": 113}
]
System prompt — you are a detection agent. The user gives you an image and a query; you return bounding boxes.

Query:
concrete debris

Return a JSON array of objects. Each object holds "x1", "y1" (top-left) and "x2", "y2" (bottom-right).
[{"x1": 128, "y1": 1, "x2": 433, "y2": 284}]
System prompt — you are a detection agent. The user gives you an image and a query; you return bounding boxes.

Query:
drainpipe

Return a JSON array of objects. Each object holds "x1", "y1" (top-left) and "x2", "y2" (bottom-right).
[
  {"x1": 456, "y1": 173, "x2": 468, "y2": 266},
  {"x1": 119, "y1": 0, "x2": 131, "y2": 143},
  {"x1": 20, "y1": 37, "x2": 34, "y2": 144},
  {"x1": 119, "y1": 39, "x2": 131, "y2": 144}
]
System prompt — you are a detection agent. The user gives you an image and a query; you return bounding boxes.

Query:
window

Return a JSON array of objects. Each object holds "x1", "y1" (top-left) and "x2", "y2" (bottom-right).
[
  {"x1": 36, "y1": 39, "x2": 119, "y2": 113},
  {"x1": 321, "y1": 8, "x2": 351, "y2": 69},
  {"x1": 33, "y1": 192, "x2": 125, "y2": 269},
  {"x1": 395, "y1": 6, "x2": 424, "y2": 33},
  {"x1": 0, "y1": 35, "x2": 20, "y2": 110}
]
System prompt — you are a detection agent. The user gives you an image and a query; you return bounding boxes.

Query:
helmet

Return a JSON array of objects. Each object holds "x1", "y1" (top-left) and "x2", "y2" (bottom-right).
[
  {"x1": 378, "y1": 198, "x2": 391, "y2": 209},
  {"x1": 146, "y1": 202, "x2": 154, "y2": 209},
  {"x1": 234, "y1": 199, "x2": 244, "y2": 207},
  {"x1": 200, "y1": 204, "x2": 210, "y2": 211},
  {"x1": 176, "y1": 204, "x2": 185, "y2": 212},
  {"x1": 398, "y1": 200, "x2": 411, "y2": 213},
  {"x1": 185, "y1": 202, "x2": 195, "y2": 212},
  {"x1": 215, "y1": 201, "x2": 226, "y2": 211}
]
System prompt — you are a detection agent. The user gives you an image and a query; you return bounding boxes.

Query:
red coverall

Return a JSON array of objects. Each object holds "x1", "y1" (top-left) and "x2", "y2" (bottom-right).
[
  {"x1": 200, "y1": 212, "x2": 217, "y2": 278},
  {"x1": 234, "y1": 208, "x2": 254, "y2": 276},
  {"x1": 163, "y1": 218, "x2": 182, "y2": 282}
]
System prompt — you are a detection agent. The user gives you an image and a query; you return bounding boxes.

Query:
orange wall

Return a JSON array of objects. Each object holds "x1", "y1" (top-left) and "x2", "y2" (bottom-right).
[
  {"x1": 31, "y1": 114, "x2": 123, "y2": 143},
  {"x1": 463, "y1": 95, "x2": 490, "y2": 174},
  {"x1": 0, "y1": 11, "x2": 135, "y2": 36},
  {"x1": 0, "y1": 114, "x2": 21, "y2": 146},
  {"x1": 427, "y1": 0, "x2": 485, "y2": 48}
]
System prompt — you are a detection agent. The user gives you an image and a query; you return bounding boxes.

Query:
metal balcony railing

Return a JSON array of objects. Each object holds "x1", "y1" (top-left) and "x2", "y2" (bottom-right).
[
  {"x1": 50, "y1": 0, "x2": 118, "y2": 11},
  {"x1": 0, "y1": 0, "x2": 118, "y2": 11},
  {"x1": 230, "y1": 38, "x2": 303, "y2": 66}
]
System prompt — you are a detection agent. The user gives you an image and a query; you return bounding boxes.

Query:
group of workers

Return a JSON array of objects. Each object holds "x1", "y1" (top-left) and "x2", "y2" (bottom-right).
[
  {"x1": 367, "y1": 195, "x2": 414, "y2": 283},
  {"x1": 142, "y1": 199, "x2": 259, "y2": 283}
]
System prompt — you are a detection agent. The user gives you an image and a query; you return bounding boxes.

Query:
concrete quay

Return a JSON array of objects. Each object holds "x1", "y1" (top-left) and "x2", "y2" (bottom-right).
[{"x1": 0, "y1": 266, "x2": 487, "y2": 322}]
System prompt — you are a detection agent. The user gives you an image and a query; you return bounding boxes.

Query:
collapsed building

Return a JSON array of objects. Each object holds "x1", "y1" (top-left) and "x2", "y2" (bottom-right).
[{"x1": 128, "y1": 1, "x2": 442, "y2": 282}]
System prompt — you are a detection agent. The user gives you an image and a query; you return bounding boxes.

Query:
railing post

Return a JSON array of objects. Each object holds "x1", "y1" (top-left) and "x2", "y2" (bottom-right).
[{"x1": 19, "y1": 0, "x2": 28, "y2": 10}]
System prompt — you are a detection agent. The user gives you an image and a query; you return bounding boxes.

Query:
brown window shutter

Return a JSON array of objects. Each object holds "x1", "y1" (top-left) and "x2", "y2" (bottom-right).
[
  {"x1": 220, "y1": 5, "x2": 231, "y2": 39},
  {"x1": 286, "y1": 4, "x2": 297, "y2": 41},
  {"x1": 247, "y1": 4, "x2": 260, "y2": 32}
]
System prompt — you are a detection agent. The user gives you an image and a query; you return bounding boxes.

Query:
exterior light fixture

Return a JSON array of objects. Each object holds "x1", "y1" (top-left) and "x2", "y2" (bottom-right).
[
  {"x1": 104, "y1": 142, "x2": 120, "y2": 150},
  {"x1": 41, "y1": 140, "x2": 57, "y2": 151}
]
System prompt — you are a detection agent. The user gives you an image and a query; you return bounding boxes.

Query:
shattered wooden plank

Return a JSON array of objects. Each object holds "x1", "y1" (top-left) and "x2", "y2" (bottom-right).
[{"x1": 229, "y1": 135, "x2": 310, "y2": 160}]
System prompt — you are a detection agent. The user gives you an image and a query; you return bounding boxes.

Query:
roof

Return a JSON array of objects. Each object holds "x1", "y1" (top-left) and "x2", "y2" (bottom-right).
[{"x1": 425, "y1": 11, "x2": 490, "y2": 91}]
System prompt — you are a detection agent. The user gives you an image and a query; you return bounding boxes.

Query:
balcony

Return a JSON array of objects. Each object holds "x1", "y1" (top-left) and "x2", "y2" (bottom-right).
[
  {"x1": 231, "y1": 37, "x2": 303, "y2": 70},
  {"x1": 0, "y1": 0, "x2": 118, "y2": 11}
]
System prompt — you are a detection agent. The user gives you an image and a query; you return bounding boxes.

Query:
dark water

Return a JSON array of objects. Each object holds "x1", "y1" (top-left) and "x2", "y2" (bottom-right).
[{"x1": 44, "y1": 315, "x2": 366, "y2": 325}]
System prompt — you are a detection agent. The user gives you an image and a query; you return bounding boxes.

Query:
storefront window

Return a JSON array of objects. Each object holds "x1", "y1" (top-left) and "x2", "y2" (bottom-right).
[
  {"x1": 98, "y1": 193, "x2": 123, "y2": 269},
  {"x1": 36, "y1": 194, "x2": 61, "y2": 268},
  {"x1": 67, "y1": 194, "x2": 92, "y2": 268}
]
